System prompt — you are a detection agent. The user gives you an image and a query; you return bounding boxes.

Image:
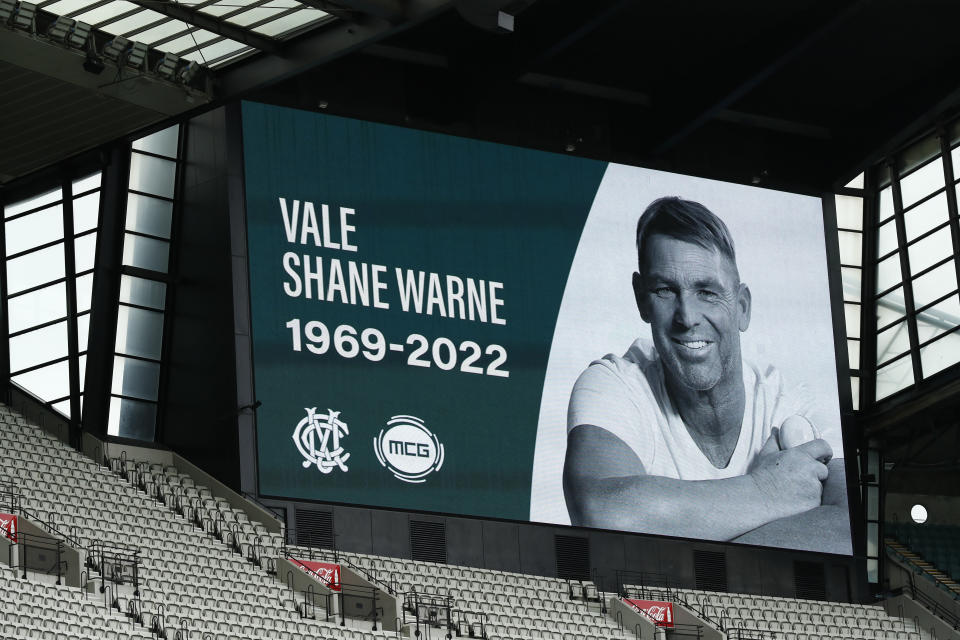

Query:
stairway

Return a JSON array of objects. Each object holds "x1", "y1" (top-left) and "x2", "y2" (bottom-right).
[{"x1": 886, "y1": 537, "x2": 960, "y2": 597}]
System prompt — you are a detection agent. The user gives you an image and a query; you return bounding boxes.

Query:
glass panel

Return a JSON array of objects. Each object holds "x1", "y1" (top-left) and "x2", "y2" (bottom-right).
[
  {"x1": 847, "y1": 340, "x2": 860, "y2": 369},
  {"x1": 128, "y1": 153, "x2": 176, "y2": 198},
  {"x1": 848, "y1": 340, "x2": 860, "y2": 369},
  {"x1": 51, "y1": 399, "x2": 71, "y2": 419},
  {"x1": 837, "y1": 230, "x2": 862, "y2": 267},
  {"x1": 844, "y1": 303, "x2": 860, "y2": 338},
  {"x1": 835, "y1": 195, "x2": 863, "y2": 230},
  {"x1": 126, "y1": 193, "x2": 173, "y2": 238},
  {"x1": 80, "y1": 354, "x2": 87, "y2": 393},
  {"x1": 876, "y1": 217, "x2": 898, "y2": 258},
  {"x1": 252, "y1": 8, "x2": 326, "y2": 36},
  {"x1": 5, "y1": 187, "x2": 62, "y2": 218},
  {"x1": 182, "y1": 39, "x2": 247, "y2": 65},
  {"x1": 908, "y1": 226, "x2": 953, "y2": 275},
  {"x1": 122, "y1": 234, "x2": 169, "y2": 272},
  {"x1": 875, "y1": 253, "x2": 902, "y2": 295},
  {"x1": 850, "y1": 376, "x2": 860, "y2": 411},
  {"x1": 6, "y1": 243, "x2": 65, "y2": 295},
  {"x1": 867, "y1": 449, "x2": 880, "y2": 477},
  {"x1": 78, "y1": 313, "x2": 90, "y2": 352},
  {"x1": 115, "y1": 305, "x2": 164, "y2": 360},
  {"x1": 9, "y1": 321, "x2": 69, "y2": 373},
  {"x1": 920, "y1": 330, "x2": 960, "y2": 378},
  {"x1": 119, "y1": 275, "x2": 166, "y2": 310},
  {"x1": 878, "y1": 186, "x2": 894, "y2": 222},
  {"x1": 845, "y1": 173, "x2": 865, "y2": 189},
  {"x1": 867, "y1": 559, "x2": 879, "y2": 584},
  {"x1": 916, "y1": 295, "x2": 960, "y2": 344},
  {"x1": 112, "y1": 355, "x2": 161, "y2": 400},
  {"x1": 74, "y1": 1, "x2": 140, "y2": 29},
  {"x1": 42, "y1": 0, "x2": 95, "y2": 15},
  {"x1": 225, "y1": 6, "x2": 285, "y2": 26},
  {"x1": 11, "y1": 360, "x2": 70, "y2": 404},
  {"x1": 107, "y1": 396, "x2": 156, "y2": 440},
  {"x1": 103, "y1": 9, "x2": 166, "y2": 35},
  {"x1": 867, "y1": 485, "x2": 879, "y2": 520},
  {"x1": 912, "y1": 262, "x2": 957, "y2": 310},
  {"x1": 7, "y1": 282, "x2": 67, "y2": 334},
  {"x1": 76, "y1": 273, "x2": 93, "y2": 313},
  {"x1": 904, "y1": 191, "x2": 948, "y2": 242},
  {"x1": 867, "y1": 522, "x2": 878, "y2": 557},
  {"x1": 842, "y1": 267, "x2": 861, "y2": 303},
  {"x1": 132, "y1": 125, "x2": 179, "y2": 158},
  {"x1": 5, "y1": 205, "x2": 64, "y2": 255},
  {"x1": 162, "y1": 30, "x2": 219, "y2": 55},
  {"x1": 136, "y1": 20, "x2": 191, "y2": 45},
  {"x1": 73, "y1": 192, "x2": 100, "y2": 234},
  {"x1": 876, "y1": 355, "x2": 914, "y2": 400},
  {"x1": 72, "y1": 172, "x2": 101, "y2": 194},
  {"x1": 876, "y1": 320, "x2": 910, "y2": 365},
  {"x1": 900, "y1": 157, "x2": 944, "y2": 208},
  {"x1": 75, "y1": 232, "x2": 97, "y2": 273}
]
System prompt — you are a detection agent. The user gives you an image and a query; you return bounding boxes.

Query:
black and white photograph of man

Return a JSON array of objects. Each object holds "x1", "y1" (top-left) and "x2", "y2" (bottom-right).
[{"x1": 530, "y1": 165, "x2": 851, "y2": 555}]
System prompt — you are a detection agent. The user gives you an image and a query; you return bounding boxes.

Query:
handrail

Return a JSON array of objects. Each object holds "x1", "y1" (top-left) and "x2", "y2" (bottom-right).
[
  {"x1": 241, "y1": 491, "x2": 286, "y2": 524},
  {"x1": 17, "y1": 504, "x2": 84, "y2": 550},
  {"x1": 887, "y1": 543, "x2": 960, "y2": 602}
]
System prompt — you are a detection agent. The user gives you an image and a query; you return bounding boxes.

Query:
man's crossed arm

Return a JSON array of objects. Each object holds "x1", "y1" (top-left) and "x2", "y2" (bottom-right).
[{"x1": 563, "y1": 425, "x2": 840, "y2": 542}]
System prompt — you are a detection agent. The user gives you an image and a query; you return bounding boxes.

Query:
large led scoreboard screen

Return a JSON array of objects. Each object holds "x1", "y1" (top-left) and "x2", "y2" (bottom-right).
[{"x1": 243, "y1": 101, "x2": 853, "y2": 555}]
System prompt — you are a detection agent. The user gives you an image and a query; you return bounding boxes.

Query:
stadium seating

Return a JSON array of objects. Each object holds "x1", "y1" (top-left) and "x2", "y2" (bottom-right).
[
  {"x1": 0, "y1": 402, "x2": 942, "y2": 640},
  {"x1": 887, "y1": 522, "x2": 960, "y2": 587},
  {"x1": 672, "y1": 588, "x2": 929, "y2": 640}
]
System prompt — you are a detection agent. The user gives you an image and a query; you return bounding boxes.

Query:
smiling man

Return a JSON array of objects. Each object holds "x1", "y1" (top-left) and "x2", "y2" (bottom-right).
[{"x1": 563, "y1": 196, "x2": 849, "y2": 549}]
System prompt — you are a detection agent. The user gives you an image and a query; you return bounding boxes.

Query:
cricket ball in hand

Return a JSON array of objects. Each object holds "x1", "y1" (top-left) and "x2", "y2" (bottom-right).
[{"x1": 779, "y1": 415, "x2": 820, "y2": 449}]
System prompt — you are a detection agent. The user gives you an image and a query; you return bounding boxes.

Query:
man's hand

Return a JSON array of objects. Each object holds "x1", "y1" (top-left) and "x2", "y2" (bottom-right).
[{"x1": 748, "y1": 432, "x2": 832, "y2": 522}]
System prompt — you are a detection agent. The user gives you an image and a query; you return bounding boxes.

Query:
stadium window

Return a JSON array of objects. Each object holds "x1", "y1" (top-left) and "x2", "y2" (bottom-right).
[
  {"x1": 106, "y1": 124, "x2": 181, "y2": 441},
  {"x1": 2, "y1": 172, "x2": 101, "y2": 419},
  {"x1": 865, "y1": 118, "x2": 960, "y2": 403},
  {"x1": 836, "y1": 178, "x2": 865, "y2": 410}
]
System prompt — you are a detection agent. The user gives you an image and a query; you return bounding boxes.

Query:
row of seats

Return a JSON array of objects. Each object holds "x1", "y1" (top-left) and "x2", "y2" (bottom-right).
[{"x1": 0, "y1": 403, "x2": 936, "y2": 640}]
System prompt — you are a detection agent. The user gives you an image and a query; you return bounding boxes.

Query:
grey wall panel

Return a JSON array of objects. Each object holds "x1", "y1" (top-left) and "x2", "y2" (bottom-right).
[
  {"x1": 335, "y1": 505, "x2": 374, "y2": 554},
  {"x1": 371, "y1": 510, "x2": 411, "y2": 560},
  {"x1": 759, "y1": 551, "x2": 795, "y2": 597},
  {"x1": 659, "y1": 539, "x2": 696, "y2": 588},
  {"x1": 482, "y1": 521, "x2": 520, "y2": 571},
  {"x1": 446, "y1": 517, "x2": 484, "y2": 568},
  {"x1": 518, "y1": 525, "x2": 556, "y2": 578},
  {"x1": 588, "y1": 530, "x2": 626, "y2": 586},
  {"x1": 622, "y1": 534, "x2": 662, "y2": 578},
  {"x1": 726, "y1": 545, "x2": 762, "y2": 595}
]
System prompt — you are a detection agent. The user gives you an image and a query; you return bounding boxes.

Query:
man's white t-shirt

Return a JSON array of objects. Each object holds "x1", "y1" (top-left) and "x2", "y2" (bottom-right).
[{"x1": 567, "y1": 339, "x2": 808, "y2": 480}]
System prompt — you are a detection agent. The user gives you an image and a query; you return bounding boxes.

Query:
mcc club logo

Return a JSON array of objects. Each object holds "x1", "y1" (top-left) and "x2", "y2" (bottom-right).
[{"x1": 293, "y1": 407, "x2": 350, "y2": 473}]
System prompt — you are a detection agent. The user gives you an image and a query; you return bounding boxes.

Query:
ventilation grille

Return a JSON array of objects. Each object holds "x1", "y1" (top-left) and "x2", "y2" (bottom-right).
[
  {"x1": 555, "y1": 535, "x2": 590, "y2": 581},
  {"x1": 295, "y1": 509, "x2": 334, "y2": 549},
  {"x1": 794, "y1": 561, "x2": 826, "y2": 600},
  {"x1": 693, "y1": 550, "x2": 728, "y2": 591},
  {"x1": 410, "y1": 520, "x2": 447, "y2": 563}
]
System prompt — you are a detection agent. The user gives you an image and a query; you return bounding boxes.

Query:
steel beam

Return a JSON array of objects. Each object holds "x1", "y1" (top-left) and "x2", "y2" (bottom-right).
[
  {"x1": 123, "y1": 0, "x2": 281, "y2": 54},
  {"x1": 216, "y1": 0, "x2": 451, "y2": 98}
]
